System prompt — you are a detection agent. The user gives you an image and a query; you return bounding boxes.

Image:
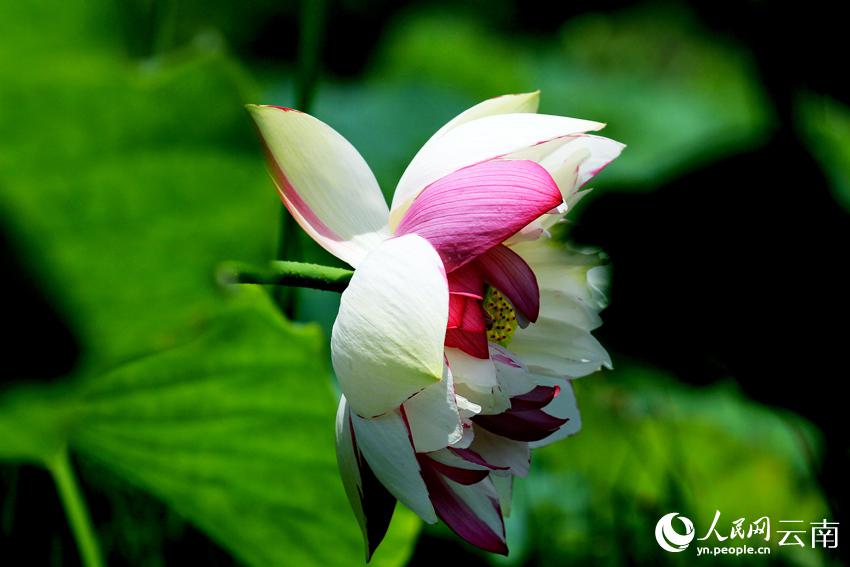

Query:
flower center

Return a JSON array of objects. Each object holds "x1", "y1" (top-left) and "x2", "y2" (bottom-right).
[{"x1": 484, "y1": 287, "x2": 518, "y2": 346}]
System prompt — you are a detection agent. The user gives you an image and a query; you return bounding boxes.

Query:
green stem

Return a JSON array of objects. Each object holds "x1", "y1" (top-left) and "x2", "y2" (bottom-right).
[
  {"x1": 47, "y1": 448, "x2": 104, "y2": 567},
  {"x1": 220, "y1": 260, "x2": 352, "y2": 293}
]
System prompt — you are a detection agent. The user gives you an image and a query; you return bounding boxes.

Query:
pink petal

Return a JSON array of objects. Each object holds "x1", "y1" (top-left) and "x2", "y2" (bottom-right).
[
  {"x1": 418, "y1": 460, "x2": 508, "y2": 555},
  {"x1": 396, "y1": 160, "x2": 563, "y2": 272},
  {"x1": 477, "y1": 244, "x2": 540, "y2": 322}
]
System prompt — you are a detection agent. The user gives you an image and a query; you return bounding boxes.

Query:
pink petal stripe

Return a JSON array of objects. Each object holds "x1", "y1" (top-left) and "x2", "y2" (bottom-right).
[
  {"x1": 477, "y1": 244, "x2": 541, "y2": 322},
  {"x1": 261, "y1": 141, "x2": 341, "y2": 242},
  {"x1": 417, "y1": 459, "x2": 508, "y2": 555},
  {"x1": 396, "y1": 160, "x2": 563, "y2": 272},
  {"x1": 348, "y1": 413, "x2": 397, "y2": 560}
]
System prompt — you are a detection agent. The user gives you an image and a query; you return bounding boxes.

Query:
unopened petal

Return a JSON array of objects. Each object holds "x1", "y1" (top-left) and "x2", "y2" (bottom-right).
[
  {"x1": 247, "y1": 105, "x2": 390, "y2": 267},
  {"x1": 332, "y1": 234, "x2": 448, "y2": 417}
]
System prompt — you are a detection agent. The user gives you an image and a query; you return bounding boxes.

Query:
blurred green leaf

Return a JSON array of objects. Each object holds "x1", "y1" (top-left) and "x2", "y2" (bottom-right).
[
  {"x1": 798, "y1": 94, "x2": 850, "y2": 212},
  {"x1": 360, "y1": 6, "x2": 772, "y2": 190},
  {"x1": 0, "y1": 291, "x2": 419, "y2": 566},
  {"x1": 495, "y1": 363, "x2": 829, "y2": 566}
]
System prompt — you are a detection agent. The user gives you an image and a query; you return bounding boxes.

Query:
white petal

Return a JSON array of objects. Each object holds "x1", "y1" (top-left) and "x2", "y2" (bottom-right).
[
  {"x1": 528, "y1": 378, "x2": 581, "y2": 448},
  {"x1": 508, "y1": 317, "x2": 612, "y2": 377},
  {"x1": 427, "y1": 448, "x2": 491, "y2": 471},
  {"x1": 247, "y1": 105, "x2": 390, "y2": 267},
  {"x1": 455, "y1": 394, "x2": 482, "y2": 417},
  {"x1": 452, "y1": 424, "x2": 475, "y2": 449},
  {"x1": 389, "y1": 113, "x2": 605, "y2": 228},
  {"x1": 404, "y1": 365, "x2": 463, "y2": 453},
  {"x1": 490, "y1": 472, "x2": 513, "y2": 517},
  {"x1": 490, "y1": 345, "x2": 537, "y2": 397},
  {"x1": 332, "y1": 234, "x2": 448, "y2": 417},
  {"x1": 506, "y1": 134, "x2": 624, "y2": 208},
  {"x1": 469, "y1": 426, "x2": 531, "y2": 477},
  {"x1": 507, "y1": 239, "x2": 612, "y2": 378},
  {"x1": 350, "y1": 408, "x2": 438, "y2": 523},
  {"x1": 445, "y1": 348, "x2": 510, "y2": 415},
  {"x1": 427, "y1": 91, "x2": 540, "y2": 142}
]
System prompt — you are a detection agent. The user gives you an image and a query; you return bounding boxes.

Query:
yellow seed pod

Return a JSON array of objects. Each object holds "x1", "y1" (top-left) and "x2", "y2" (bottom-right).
[{"x1": 483, "y1": 287, "x2": 518, "y2": 347}]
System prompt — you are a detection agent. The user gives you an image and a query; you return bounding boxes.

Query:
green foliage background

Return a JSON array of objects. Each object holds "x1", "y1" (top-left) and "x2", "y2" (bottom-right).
[{"x1": 1, "y1": 0, "x2": 845, "y2": 565}]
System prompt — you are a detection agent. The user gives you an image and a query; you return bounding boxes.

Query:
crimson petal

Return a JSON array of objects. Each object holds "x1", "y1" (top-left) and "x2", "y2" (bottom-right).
[{"x1": 444, "y1": 296, "x2": 489, "y2": 358}]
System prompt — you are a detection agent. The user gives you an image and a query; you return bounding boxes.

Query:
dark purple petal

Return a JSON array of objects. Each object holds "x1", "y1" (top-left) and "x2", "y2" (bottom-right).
[
  {"x1": 424, "y1": 457, "x2": 491, "y2": 485},
  {"x1": 473, "y1": 407, "x2": 568, "y2": 442},
  {"x1": 448, "y1": 447, "x2": 509, "y2": 471},
  {"x1": 477, "y1": 244, "x2": 540, "y2": 322},
  {"x1": 509, "y1": 385, "x2": 560, "y2": 410},
  {"x1": 348, "y1": 415, "x2": 397, "y2": 561},
  {"x1": 418, "y1": 457, "x2": 508, "y2": 555}
]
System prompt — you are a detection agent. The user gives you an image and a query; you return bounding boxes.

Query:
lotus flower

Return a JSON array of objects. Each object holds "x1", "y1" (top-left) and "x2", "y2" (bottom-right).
[{"x1": 247, "y1": 91, "x2": 623, "y2": 558}]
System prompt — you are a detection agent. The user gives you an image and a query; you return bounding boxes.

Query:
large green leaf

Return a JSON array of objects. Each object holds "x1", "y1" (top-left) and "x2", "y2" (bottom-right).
[
  {"x1": 0, "y1": 291, "x2": 418, "y2": 566},
  {"x1": 0, "y1": 0, "x2": 420, "y2": 563}
]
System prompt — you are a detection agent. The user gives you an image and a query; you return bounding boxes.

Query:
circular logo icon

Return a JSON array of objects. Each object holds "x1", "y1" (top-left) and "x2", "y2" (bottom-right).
[{"x1": 655, "y1": 512, "x2": 695, "y2": 553}]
